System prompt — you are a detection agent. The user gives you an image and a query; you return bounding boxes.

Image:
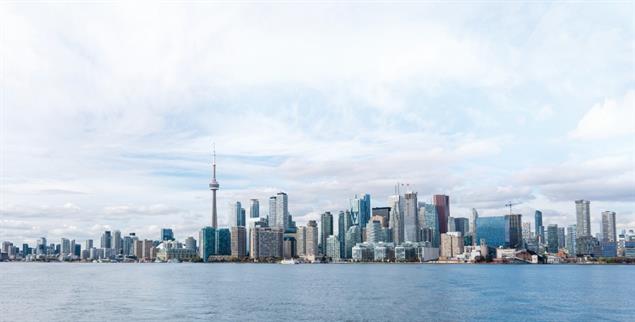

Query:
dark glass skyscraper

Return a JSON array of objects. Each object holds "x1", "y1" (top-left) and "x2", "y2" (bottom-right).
[
  {"x1": 547, "y1": 224, "x2": 559, "y2": 253},
  {"x1": 216, "y1": 228, "x2": 231, "y2": 255},
  {"x1": 338, "y1": 211, "x2": 352, "y2": 258},
  {"x1": 161, "y1": 228, "x2": 174, "y2": 241},
  {"x1": 535, "y1": 210, "x2": 544, "y2": 242},
  {"x1": 505, "y1": 214, "x2": 522, "y2": 249}
]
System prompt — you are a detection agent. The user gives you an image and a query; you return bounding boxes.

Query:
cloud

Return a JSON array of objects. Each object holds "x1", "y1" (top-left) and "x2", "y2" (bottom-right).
[
  {"x1": 569, "y1": 90, "x2": 635, "y2": 140},
  {"x1": 1, "y1": 2, "x2": 633, "y2": 244}
]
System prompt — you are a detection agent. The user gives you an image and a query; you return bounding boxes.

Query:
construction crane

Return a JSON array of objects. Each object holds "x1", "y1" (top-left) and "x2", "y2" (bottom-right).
[{"x1": 505, "y1": 201, "x2": 522, "y2": 215}]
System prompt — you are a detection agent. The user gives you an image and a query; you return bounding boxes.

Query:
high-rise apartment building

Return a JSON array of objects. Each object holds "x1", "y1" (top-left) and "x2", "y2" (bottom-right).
[
  {"x1": 601, "y1": 211, "x2": 617, "y2": 242},
  {"x1": 250, "y1": 227, "x2": 284, "y2": 259},
  {"x1": 249, "y1": 199, "x2": 259, "y2": 218},
  {"x1": 112, "y1": 230, "x2": 122, "y2": 255},
  {"x1": 231, "y1": 226, "x2": 247, "y2": 258},
  {"x1": 320, "y1": 212, "x2": 334, "y2": 255},
  {"x1": 296, "y1": 226, "x2": 306, "y2": 257},
  {"x1": 306, "y1": 220, "x2": 319, "y2": 258},
  {"x1": 440, "y1": 232, "x2": 464, "y2": 259},
  {"x1": 100, "y1": 231, "x2": 111, "y2": 249},
  {"x1": 566, "y1": 224, "x2": 577, "y2": 255},
  {"x1": 575, "y1": 200, "x2": 591, "y2": 237}
]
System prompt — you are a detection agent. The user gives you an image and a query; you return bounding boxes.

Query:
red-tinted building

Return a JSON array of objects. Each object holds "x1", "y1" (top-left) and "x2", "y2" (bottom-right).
[{"x1": 433, "y1": 195, "x2": 450, "y2": 234}]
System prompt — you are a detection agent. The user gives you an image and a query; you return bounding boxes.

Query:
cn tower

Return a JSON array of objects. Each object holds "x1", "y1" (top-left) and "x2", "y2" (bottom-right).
[{"x1": 209, "y1": 144, "x2": 219, "y2": 228}]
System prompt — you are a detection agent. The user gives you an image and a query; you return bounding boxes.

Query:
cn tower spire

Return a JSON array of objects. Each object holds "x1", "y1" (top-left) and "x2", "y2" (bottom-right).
[{"x1": 209, "y1": 143, "x2": 219, "y2": 228}]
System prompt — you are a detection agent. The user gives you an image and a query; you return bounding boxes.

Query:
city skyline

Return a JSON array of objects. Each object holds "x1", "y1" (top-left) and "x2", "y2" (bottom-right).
[{"x1": 1, "y1": 2, "x2": 634, "y2": 245}]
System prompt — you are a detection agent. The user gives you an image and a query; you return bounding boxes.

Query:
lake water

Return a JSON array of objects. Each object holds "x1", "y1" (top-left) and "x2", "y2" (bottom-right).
[{"x1": 1, "y1": 263, "x2": 633, "y2": 321}]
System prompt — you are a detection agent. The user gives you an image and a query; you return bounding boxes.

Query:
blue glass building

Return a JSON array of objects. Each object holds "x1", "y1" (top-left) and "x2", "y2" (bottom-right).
[
  {"x1": 161, "y1": 228, "x2": 174, "y2": 241},
  {"x1": 535, "y1": 210, "x2": 544, "y2": 242},
  {"x1": 600, "y1": 241, "x2": 617, "y2": 258},
  {"x1": 476, "y1": 216, "x2": 506, "y2": 248},
  {"x1": 351, "y1": 194, "x2": 371, "y2": 228},
  {"x1": 199, "y1": 227, "x2": 216, "y2": 262},
  {"x1": 420, "y1": 203, "x2": 440, "y2": 247},
  {"x1": 216, "y1": 228, "x2": 231, "y2": 255}
]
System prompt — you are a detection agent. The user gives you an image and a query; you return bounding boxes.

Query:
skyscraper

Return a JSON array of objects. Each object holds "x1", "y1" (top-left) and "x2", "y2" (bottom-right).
[
  {"x1": 419, "y1": 203, "x2": 440, "y2": 247},
  {"x1": 601, "y1": 211, "x2": 617, "y2": 242},
  {"x1": 505, "y1": 214, "x2": 523, "y2": 249},
  {"x1": 557, "y1": 227, "x2": 565, "y2": 249},
  {"x1": 231, "y1": 226, "x2": 247, "y2": 258},
  {"x1": 209, "y1": 146, "x2": 220, "y2": 229},
  {"x1": 575, "y1": 200, "x2": 591, "y2": 237},
  {"x1": 216, "y1": 228, "x2": 231, "y2": 255},
  {"x1": 366, "y1": 220, "x2": 384, "y2": 243},
  {"x1": 469, "y1": 208, "x2": 479, "y2": 240},
  {"x1": 160, "y1": 228, "x2": 174, "y2": 241},
  {"x1": 326, "y1": 235, "x2": 340, "y2": 260},
  {"x1": 403, "y1": 191, "x2": 418, "y2": 242},
  {"x1": 547, "y1": 224, "x2": 559, "y2": 253},
  {"x1": 566, "y1": 224, "x2": 577, "y2": 255},
  {"x1": 250, "y1": 227, "x2": 284, "y2": 259},
  {"x1": 320, "y1": 212, "x2": 334, "y2": 255},
  {"x1": 249, "y1": 199, "x2": 259, "y2": 218},
  {"x1": 199, "y1": 227, "x2": 216, "y2": 262},
  {"x1": 389, "y1": 194, "x2": 404, "y2": 245},
  {"x1": 229, "y1": 201, "x2": 246, "y2": 227},
  {"x1": 269, "y1": 192, "x2": 289, "y2": 231},
  {"x1": 338, "y1": 211, "x2": 352, "y2": 258},
  {"x1": 350, "y1": 194, "x2": 371, "y2": 228},
  {"x1": 535, "y1": 210, "x2": 544, "y2": 243},
  {"x1": 306, "y1": 220, "x2": 319, "y2": 259},
  {"x1": 296, "y1": 226, "x2": 306, "y2": 257},
  {"x1": 454, "y1": 217, "x2": 469, "y2": 237},
  {"x1": 100, "y1": 231, "x2": 112, "y2": 249},
  {"x1": 433, "y1": 195, "x2": 450, "y2": 234},
  {"x1": 112, "y1": 230, "x2": 122, "y2": 255},
  {"x1": 344, "y1": 225, "x2": 361, "y2": 259}
]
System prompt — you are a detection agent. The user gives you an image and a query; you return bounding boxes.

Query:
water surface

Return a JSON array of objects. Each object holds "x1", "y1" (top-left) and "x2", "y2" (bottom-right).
[{"x1": 1, "y1": 263, "x2": 633, "y2": 321}]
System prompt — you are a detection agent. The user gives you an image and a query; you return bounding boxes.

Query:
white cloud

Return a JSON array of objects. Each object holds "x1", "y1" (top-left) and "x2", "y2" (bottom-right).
[
  {"x1": 569, "y1": 90, "x2": 635, "y2": 139},
  {"x1": 1, "y1": 3, "x2": 634, "y2": 244}
]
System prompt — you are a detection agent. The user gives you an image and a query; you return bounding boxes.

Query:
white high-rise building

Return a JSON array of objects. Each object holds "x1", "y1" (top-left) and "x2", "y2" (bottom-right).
[
  {"x1": 575, "y1": 200, "x2": 591, "y2": 237},
  {"x1": 403, "y1": 191, "x2": 418, "y2": 242},
  {"x1": 389, "y1": 194, "x2": 404, "y2": 245},
  {"x1": 275, "y1": 192, "x2": 289, "y2": 231},
  {"x1": 366, "y1": 220, "x2": 384, "y2": 243},
  {"x1": 60, "y1": 238, "x2": 71, "y2": 255},
  {"x1": 469, "y1": 208, "x2": 478, "y2": 238},
  {"x1": 113, "y1": 230, "x2": 122, "y2": 255},
  {"x1": 601, "y1": 211, "x2": 617, "y2": 242},
  {"x1": 305, "y1": 220, "x2": 319, "y2": 259}
]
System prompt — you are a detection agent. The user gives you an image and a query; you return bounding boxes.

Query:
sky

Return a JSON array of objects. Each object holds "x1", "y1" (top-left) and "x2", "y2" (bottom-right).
[{"x1": 1, "y1": 2, "x2": 634, "y2": 244}]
